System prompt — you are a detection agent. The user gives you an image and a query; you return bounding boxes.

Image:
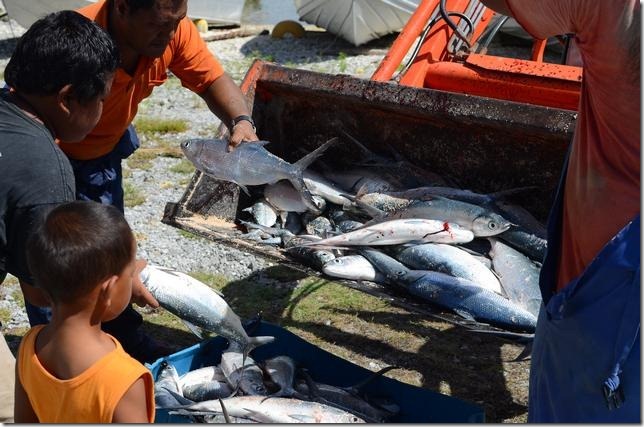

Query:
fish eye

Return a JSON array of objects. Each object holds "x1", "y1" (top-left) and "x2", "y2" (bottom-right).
[
  {"x1": 488, "y1": 222, "x2": 497, "y2": 229},
  {"x1": 396, "y1": 270, "x2": 405, "y2": 276}
]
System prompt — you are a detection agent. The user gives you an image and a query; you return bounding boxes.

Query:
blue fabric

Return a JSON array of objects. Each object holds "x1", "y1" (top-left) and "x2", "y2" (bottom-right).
[
  {"x1": 528, "y1": 152, "x2": 641, "y2": 422},
  {"x1": 68, "y1": 124, "x2": 140, "y2": 213}
]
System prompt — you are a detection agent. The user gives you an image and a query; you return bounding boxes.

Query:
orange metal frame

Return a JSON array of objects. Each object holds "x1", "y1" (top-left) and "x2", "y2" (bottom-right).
[{"x1": 372, "y1": 0, "x2": 582, "y2": 111}]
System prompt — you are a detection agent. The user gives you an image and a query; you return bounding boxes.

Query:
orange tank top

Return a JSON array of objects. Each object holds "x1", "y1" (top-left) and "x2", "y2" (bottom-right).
[{"x1": 17, "y1": 325, "x2": 155, "y2": 423}]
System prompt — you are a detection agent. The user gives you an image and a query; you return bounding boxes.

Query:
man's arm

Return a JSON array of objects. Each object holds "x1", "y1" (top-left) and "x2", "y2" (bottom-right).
[{"x1": 198, "y1": 73, "x2": 258, "y2": 151}]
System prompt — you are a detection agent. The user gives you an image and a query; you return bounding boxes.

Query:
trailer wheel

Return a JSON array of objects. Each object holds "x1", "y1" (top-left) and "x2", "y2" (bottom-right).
[{"x1": 271, "y1": 20, "x2": 305, "y2": 39}]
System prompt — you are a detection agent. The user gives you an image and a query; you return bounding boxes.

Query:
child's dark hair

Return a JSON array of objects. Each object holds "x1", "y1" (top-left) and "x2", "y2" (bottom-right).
[
  {"x1": 26, "y1": 201, "x2": 135, "y2": 304},
  {"x1": 4, "y1": 10, "x2": 119, "y2": 104}
]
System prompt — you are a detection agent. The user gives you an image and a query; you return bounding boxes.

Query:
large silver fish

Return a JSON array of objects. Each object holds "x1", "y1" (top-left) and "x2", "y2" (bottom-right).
[
  {"x1": 181, "y1": 137, "x2": 337, "y2": 212},
  {"x1": 264, "y1": 180, "x2": 326, "y2": 214},
  {"x1": 140, "y1": 265, "x2": 274, "y2": 354},
  {"x1": 155, "y1": 361, "x2": 185, "y2": 409},
  {"x1": 301, "y1": 219, "x2": 474, "y2": 248},
  {"x1": 303, "y1": 170, "x2": 353, "y2": 206},
  {"x1": 488, "y1": 238, "x2": 542, "y2": 318},
  {"x1": 322, "y1": 255, "x2": 385, "y2": 282},
  {"x1": 220, "y1": 343, "x2": 269, "y2": 396},
  {"x1": 242, "y1": 198, "x2": 278, "y2": 227},
  {"x1": 179, "y1": 366, "x2": 227, "y2": 389},
  {"x1": 364, "y1": 197, "x2": 513, "y2": 237},
  {"x1": 360, "y1": 249, "x2": 537, "y2": 332},
  {"x1": 261, "y1": 355, "x2": 302, "y2": 398},
  {"x1": 173, "y1": 396, "x2": 366, "y2": 423},
  {"x1": 392, "y1": 243, "x2": 503, "y2": 295}
]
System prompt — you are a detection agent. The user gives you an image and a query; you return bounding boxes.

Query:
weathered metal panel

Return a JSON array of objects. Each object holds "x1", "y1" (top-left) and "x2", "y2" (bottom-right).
[{"x1": 162, "y1": 60, "x2": 576, "y2": 327}]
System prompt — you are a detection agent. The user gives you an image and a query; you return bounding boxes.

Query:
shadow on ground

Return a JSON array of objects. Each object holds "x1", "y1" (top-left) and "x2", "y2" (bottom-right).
[{"x1": 216, "y1": 265, "x2": 529, "y2": 423}]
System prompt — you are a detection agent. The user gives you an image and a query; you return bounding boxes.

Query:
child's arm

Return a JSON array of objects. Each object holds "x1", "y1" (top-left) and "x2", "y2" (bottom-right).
[
  {"x1": 14, "y1": 363, "x2": 38, "y2": 423},
  {"x1": 112, "y1": 376, "x2": 151, "y2": 423}
]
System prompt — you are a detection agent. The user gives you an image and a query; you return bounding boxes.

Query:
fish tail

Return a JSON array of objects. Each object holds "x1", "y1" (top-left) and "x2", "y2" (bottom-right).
[
  {"x1": 245, "y1": 335, "x2": 275, "y2": 353},
  {"x1": 293, "y1": 137, "x2": 339, "y2": 172},
  {"x1": 291, "y1": 175, "x2": 323, "y2": 213}
]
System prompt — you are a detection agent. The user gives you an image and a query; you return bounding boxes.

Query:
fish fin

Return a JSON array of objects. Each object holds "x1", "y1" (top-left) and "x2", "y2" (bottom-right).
[
  {"x1": 343, "y1": 365, "x2": 400, "y2": 396},
  {"x1": 218, "y1": 398, "x2": 231, "y2": 423},
  {"x1": 182, "y1": 320, "x2": 205, "y2": 339},
  {"x1": 241, "y1": 408, "x2": 274, "y2": 423},
  {"x1": 255, "y1": 140, "x2": 271, "y2": 147},
  {"x1": 289, "y1": 414, "x2": 318, "y2": 423},
  {"x1": 238, "y1": 184, "x2": 251, "y2": 196},
  {"x1": 164, "y1": 387, "x2": 196, "y2": 407},
  {"x1": 242, "y1": 206, "x2": 252, "y2": 213},
  {"x1": 354, "y1": 183, "x2": 371, "y2": 199},
  {"x1": 352, "y1": 198, "x2": 387, "y2": 220},
  {"x1": 511, "y1": 341, "x2": 534, "y2": 362},
  {"x1": 293, "y1": 137, "x2": 339, "y2": 171},
  {"x1": 292, "y1": 176, "x2": 323, "y2": 214},
  {"x1": 292, "y1": 243, "x2": 352, "y2": 251},
  {"x1": 340, "y1": 130, "x2": 382, "y2": 162},
  {"x1": 245, "y1": 335, "x2": 275, "y2": 353},
  {"x1": 453, "y1": 308, "x2": 476, "y2": 321}
]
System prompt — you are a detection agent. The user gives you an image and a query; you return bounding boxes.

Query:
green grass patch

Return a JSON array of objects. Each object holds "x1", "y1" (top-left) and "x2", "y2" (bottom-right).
[
  {"x1": 11, "y1": 288, "x2": 24, "y2": 306},
  {"x1": 338, "y1": 51, "x2": 348, "y2": 73},
  {"x1": 123, "y1": 181, "x2": 146, "y2": 207},
  {"x1": 188, "y1": 272, "x2": 230, "y2": 291},
  {"x1": 179, "y1": 229, "x2": 199, "y2": 239},
  {"x1": 250, "y1": 49, "x2": 275, "y2": 62},
  {"x1": 169, "y1": 159, "x2": 195, "y2": 174},
  {"x1": 0, "y1": 307, "x2": 11, "y2": 325},
  {"x1": 126, "y1": 149, "x2": 156, "y2": 170},
  {"x1": 134, "y1": 117, "x2": 189, "y2": 136}
]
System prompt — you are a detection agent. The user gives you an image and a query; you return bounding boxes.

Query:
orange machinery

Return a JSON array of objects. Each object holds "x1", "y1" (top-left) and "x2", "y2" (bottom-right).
[{"x1": 372, "y1": 0, "x2": 582, "y2": 111}]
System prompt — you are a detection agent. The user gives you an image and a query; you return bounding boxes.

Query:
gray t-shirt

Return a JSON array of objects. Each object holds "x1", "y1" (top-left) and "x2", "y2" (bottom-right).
[{"x1": 0, "y1": 89, "x2": 75, "y2": 284}]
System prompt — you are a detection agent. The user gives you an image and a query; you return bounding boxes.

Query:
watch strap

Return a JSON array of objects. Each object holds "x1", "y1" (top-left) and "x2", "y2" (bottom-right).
[{"x1": 231, "y1": 115, "x2": 256, "y2": 132}]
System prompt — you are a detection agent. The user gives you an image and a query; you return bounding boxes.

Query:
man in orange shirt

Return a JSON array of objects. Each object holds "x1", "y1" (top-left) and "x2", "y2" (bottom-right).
[
  {"x1": 480, "y1": 0, "x2": 640, "y2": 422},
  {"x1": 23, "y1": 0, "x2": 259, "y2": 363}
]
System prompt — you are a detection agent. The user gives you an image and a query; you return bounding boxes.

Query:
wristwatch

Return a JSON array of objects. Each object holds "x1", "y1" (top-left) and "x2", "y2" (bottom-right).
[{"x1": 231, "y1": 115, "x2": 256, "y2": 133}]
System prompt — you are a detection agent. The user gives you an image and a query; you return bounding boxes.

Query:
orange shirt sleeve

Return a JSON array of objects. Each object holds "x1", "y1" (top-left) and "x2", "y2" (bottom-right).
[{"x1": 168, "y1": 17, "x2": 225, "y2": 93}]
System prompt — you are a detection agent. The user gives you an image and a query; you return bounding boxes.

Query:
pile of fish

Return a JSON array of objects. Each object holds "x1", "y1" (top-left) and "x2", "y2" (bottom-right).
[
  {"x1": 140, "y1": 265, "x2": 398, "y2": 423},
  {"x1": 154, "y1": 354, "x2": 400, "y2": 423},
  {"x1": 181, "y1": 133, "x2": 547, "y2": 333}
]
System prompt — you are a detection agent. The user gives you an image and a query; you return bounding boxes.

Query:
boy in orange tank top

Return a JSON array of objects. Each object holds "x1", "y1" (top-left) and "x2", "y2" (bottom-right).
[{"x1": 14, "y1": 201, "x2": 155, "y2": 422}]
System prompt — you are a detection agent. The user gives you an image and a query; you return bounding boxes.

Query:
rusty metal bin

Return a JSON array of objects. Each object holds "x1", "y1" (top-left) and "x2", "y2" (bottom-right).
[{"x1": 162, "y1": 60, "x2": 576, "y2": 324}]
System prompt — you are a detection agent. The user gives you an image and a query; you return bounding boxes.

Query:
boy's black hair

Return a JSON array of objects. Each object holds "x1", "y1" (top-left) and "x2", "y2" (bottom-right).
[
  {"x1": 4, "y1": 10, "x2": 119, "y2": 104},
  {"x1": 26, "y1": 201, "x2": 135, "y2": 304}
]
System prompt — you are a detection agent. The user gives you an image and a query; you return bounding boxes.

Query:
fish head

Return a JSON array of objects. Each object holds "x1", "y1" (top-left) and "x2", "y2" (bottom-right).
[
  {"x1": 322, "y1": 257, "x2": 349, "y2": 274},
  {"x1": 339, "y1": 414, "x2": 367, "y2": 423},
  {"x1": 180, "y1": 139, "x2": 205, "y2": 161},
  {"x1": 472, "y1": 213, "x2": 512, "y2": 236}
]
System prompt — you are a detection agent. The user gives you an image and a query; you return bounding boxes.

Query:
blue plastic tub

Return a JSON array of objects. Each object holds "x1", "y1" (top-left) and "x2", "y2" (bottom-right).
[{"x1": 146, "y1": 321, "x2": 485, "y2": 423}]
